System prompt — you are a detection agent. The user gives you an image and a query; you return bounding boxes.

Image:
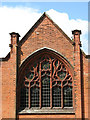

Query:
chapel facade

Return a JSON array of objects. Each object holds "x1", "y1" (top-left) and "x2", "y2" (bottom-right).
[{"x1": 0, "y1": 13, "x2": 90, "y2": 120}]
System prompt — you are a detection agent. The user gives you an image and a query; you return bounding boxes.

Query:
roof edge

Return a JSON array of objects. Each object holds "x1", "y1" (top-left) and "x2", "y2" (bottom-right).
[
  {"x1": 18, "y1": 12, "x2": 74, "y2": 46},
  {"x1": 0, "y1": 52, "x2": 10, "y2": 61},
  {"x1": 81, "y1": 49, "x2": 90, "y2": 59},
  {"x1": 43, "y1": 12, "x2": 74, "y2": 45},
  {"x1": 19, "y1": 12, "x2": 46, "y2": 46}
]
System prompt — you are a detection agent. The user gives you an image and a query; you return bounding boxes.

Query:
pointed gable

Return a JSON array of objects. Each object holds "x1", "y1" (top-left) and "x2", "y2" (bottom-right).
[
  {"x1": 19, "y1": 12, "x2": 74, "y2": 65},
  {"x1": 19, "y1": 12, "x2": 74, "y2": 46}
]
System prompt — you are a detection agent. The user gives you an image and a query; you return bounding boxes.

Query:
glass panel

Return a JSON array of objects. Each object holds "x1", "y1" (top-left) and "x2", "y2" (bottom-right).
[
  {"x1": 41, "y1": 61, "x2": 50, "y2": 70},
  {"x1": 41, "y1": 75, "x2": 50, "y2": 107},
  {"x1": 41, "y1": 71, "x2": 45, "y2": 76},
  {"x1": 62, "y1": 66, "x2": 66, "y2": 71},
  {"x1": 33, "y1": 76, "x2": 38, "y2": 81},
  {"x1": 63, "y1": 81, "x2": 67, "y2": 86},
  {"x1": 30, "y1": 81, "x2": 34, "y2": 86},
  {"x1": 57, "y1": 81, "x2": 61, "y2": 86},
  {"x1": 58, "y1": 65, "x2": 61, "y2": 70},
  {"x1": 63, "y1": 86, "x2": 73, "y2": 107},
  {"x1": 31, "y1": 87, "x2": 39, "y2": 107},
  {"x1": 52, "y1": 87, "x2": 61, "y2": 107},
  {"x1": 68, "y1": 81, "x2": 72, "y2": 85},
  {"x1": 26, "y1": 72, "x2": 34, "y2": 80},
  {"x1": 55, "y1": 60, "x2": 58, "y2": 67},
  {"x1": 36, "y1": 81, "x2": 39, "y2": 86},
  {"x1": 47, "y1": 71, "x2": 50, "y2": 76},
  {"x1": 52, "y1": 81, "x2": 56, "y2": 86},
  {"x1": 20, "y1": 87, "x2": 29, "y2": 110},
  {"x1": 25, "y1": 81, "x2": 29, "y2": 87},
  {"x1": 20, "y1": 54, "x2": 73, "y2": 110},
  {"x1": 52, "y1": 65, "x2": 54, "y2": 74},
  {"x1": 57, "y1": 71, "x2": 66, "y2": 80}
]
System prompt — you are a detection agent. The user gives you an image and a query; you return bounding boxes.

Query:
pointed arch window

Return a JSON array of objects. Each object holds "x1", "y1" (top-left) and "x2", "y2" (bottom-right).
[{"x1": 20, "y1": 54, "x2": 73, "y2": 110}]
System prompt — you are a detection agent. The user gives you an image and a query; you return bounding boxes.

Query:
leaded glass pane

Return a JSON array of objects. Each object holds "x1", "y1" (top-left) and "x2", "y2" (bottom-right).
[
  {"x1": 52, "y1": 65, "x2": 54, "y2": 74},
  {"x1": 30, "y1": 81, "x2": 34, "y2": 86},
  {"x1": 20, "y1": 87, "x2": 29, "y2": 109},
  {"x1": 63, "y1": 86, "x2": 73, "y2": 107},
  {"x1": 31, "y1": 87, "x2": 39, "y2": 107},
  {"x1": 25, "y1": 81, "x2": 29, "y2": 87},
  {"x1": 52, "y1": 81, "x2": 56, "y2": 86},
  {"x1": 20, "y1": 54, "x2": 73, "y2": 110},
  {"x1": 55, "y1": 60, "x2": 58, "y2": 67},
  {"x1": 63, "y1": 81, "x2": 67, "y2": 86},
  {"x1": 57, "y1": 81, "x2": 61, "y2": 86},
  {"x1": 68, "y1": 81, "x2": 72, "y2": 85},
  {"x1": 41, "y1": 61, "x2": 50, "y2": 70},
  {"x1": 52, "y1": 87, "x2": 61, "y2": 107},
  {"x1": 63, "y1": 66, "x2": 66, "y2": 71},
  {"x1": 41, "y1": 71, "x2": 45, "y2": 76},
  {"x1": 26, "y1": 72, "x2": 34, "y2": 80},
  {"x1": 41, "y1": 75, "x2": 50, "y2": 107},
  {"x1": 57, "y1": 71, "x2": 66, "y2": 80}
]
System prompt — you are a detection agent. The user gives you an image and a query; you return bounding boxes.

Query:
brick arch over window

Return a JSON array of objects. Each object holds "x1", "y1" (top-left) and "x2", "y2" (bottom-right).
[{"x1": 17, "y1": 48, "x2": 74, "y2": 112}]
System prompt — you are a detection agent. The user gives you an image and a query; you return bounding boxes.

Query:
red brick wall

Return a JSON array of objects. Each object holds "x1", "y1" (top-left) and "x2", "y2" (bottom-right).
[
  {"x1": 18, "y1": 114, "x2": 75, "y2": 119},
  {"x1": 0, "y1": 61, "x2": 2, "y2": 119},
  {"x1": 88, "y1": 59, "x2": 90, "y2": 120},
  {"x1": 82, "y1": 55, "x2": 89, "y2": 119},
  {"x1": 2, "y1": 58, "x2": 16, "y2": 118},
  {"x1": 83, "y1": 55, "x2": 88, "y2": 118},
  {"x1": 20, "y1": 16, "x2": 74, "y2": 66},
  {"x1": 1, "y1": 33, "x2": 18, "y2": 118},
  {"x1": 1, "y1": 14, "x2": 89, "y2": 119}
]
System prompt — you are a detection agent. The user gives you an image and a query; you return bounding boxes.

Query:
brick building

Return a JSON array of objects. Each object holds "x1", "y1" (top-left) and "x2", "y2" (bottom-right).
[{"x1": 0, "y1": 13, "x2": 90, "y2": 120}]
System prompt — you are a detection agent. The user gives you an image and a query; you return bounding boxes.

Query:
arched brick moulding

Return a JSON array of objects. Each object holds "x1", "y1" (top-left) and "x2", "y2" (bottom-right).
[{"x1": 17, "y1": 48, "x2": 74, "y2": 111}]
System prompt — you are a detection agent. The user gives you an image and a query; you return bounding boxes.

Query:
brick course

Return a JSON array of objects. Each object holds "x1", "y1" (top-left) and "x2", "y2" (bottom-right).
[{"x1": 0, "y1": 13, "x2": 89, "y2": 120}]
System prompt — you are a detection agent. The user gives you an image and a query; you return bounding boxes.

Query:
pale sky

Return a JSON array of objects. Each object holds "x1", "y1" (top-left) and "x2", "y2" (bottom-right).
[{"x1": 0, "y1": 2, "x2": 88, "y2": 57}]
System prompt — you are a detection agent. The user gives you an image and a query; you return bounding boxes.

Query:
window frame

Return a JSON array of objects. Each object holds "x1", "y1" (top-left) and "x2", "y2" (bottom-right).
[{"x1": 18, "y1": 51, "x2": 74, "y2": 114}]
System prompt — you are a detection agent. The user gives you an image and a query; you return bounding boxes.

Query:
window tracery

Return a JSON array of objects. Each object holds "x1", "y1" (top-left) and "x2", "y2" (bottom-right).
[{"x1": 20, "y1": 54, "x2": 73, "y2": 110}]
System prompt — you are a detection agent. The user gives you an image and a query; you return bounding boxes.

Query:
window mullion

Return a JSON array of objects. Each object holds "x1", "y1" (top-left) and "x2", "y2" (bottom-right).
[
  {"x1": 21, "y1": 54, "x2": 73, "y2": 110},
  {"x1": 50, "y1": 61, "x2": 52, "y2": 108},
  {"x1": 61, "y1": 85, "x2": 64, "y2": 108},
  {"x1": 40, "y1": 62, "x2": 42, "y2": 109},
  {"x1": 29, "y1": 87, "x2": 31, "y2": 108}
]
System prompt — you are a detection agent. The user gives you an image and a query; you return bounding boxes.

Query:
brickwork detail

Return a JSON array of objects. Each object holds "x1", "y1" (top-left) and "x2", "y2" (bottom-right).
[{"x1": 0, "y1": 13, "x2": 89, "y2": 119}]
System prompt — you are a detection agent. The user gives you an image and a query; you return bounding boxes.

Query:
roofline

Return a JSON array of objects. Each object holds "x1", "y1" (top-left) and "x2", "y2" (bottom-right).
[
  {"x1": 0, "y1": 48, "x2": 89, "y2": 61},
  {"x1": 0, "y1": 12, "x2": 89, "y2": 60},
  {"x1": 19, "y1": 12, "x2": 46, "y2": 46},
  {"x1": 0, "y1": 52, "x2": 10, "y2": 61},
  {"x1": 81, "y1": 49, "x2": 90, "y2": 59},
  {"x1": 18, "y1": 12, "x2": 74, "y2": 46},
  {"x1": 86, "y1": 55, "x2": 90, "y2": 58},
  {"x1": 44, "y1": 12, "x2": 74, "y2": 45}
]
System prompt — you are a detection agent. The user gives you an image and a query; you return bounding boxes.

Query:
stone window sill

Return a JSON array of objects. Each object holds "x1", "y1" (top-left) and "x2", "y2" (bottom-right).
[{"x1": 18, "y1": 107, "x2": 75, "y2": 114}]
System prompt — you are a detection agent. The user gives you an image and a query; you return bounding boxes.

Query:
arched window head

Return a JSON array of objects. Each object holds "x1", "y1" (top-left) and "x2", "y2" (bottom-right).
[{"x1": 20, "y1": 53, "x2": 73, "y2": 110}]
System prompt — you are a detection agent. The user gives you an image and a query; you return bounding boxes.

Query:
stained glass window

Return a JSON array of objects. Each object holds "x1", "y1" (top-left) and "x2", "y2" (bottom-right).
[
  {"x1": 52, "y1": 87, "x2": 61, "y2": 107},
  {"x1": 63, "y1": 86, "x2": 73, "y2": 107},
  {"x1": 31, "y1": 87, "x2": 39, "y2": 107},
  {"x1": 20, "y1": 87, "x2": 29, "y2": 109},
  {"x1": 20, "y1": 54, "x2": 73, "y2": 110},
  {"x1": 41, "y1": 76, "x2": 50, "y2": 107}
]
